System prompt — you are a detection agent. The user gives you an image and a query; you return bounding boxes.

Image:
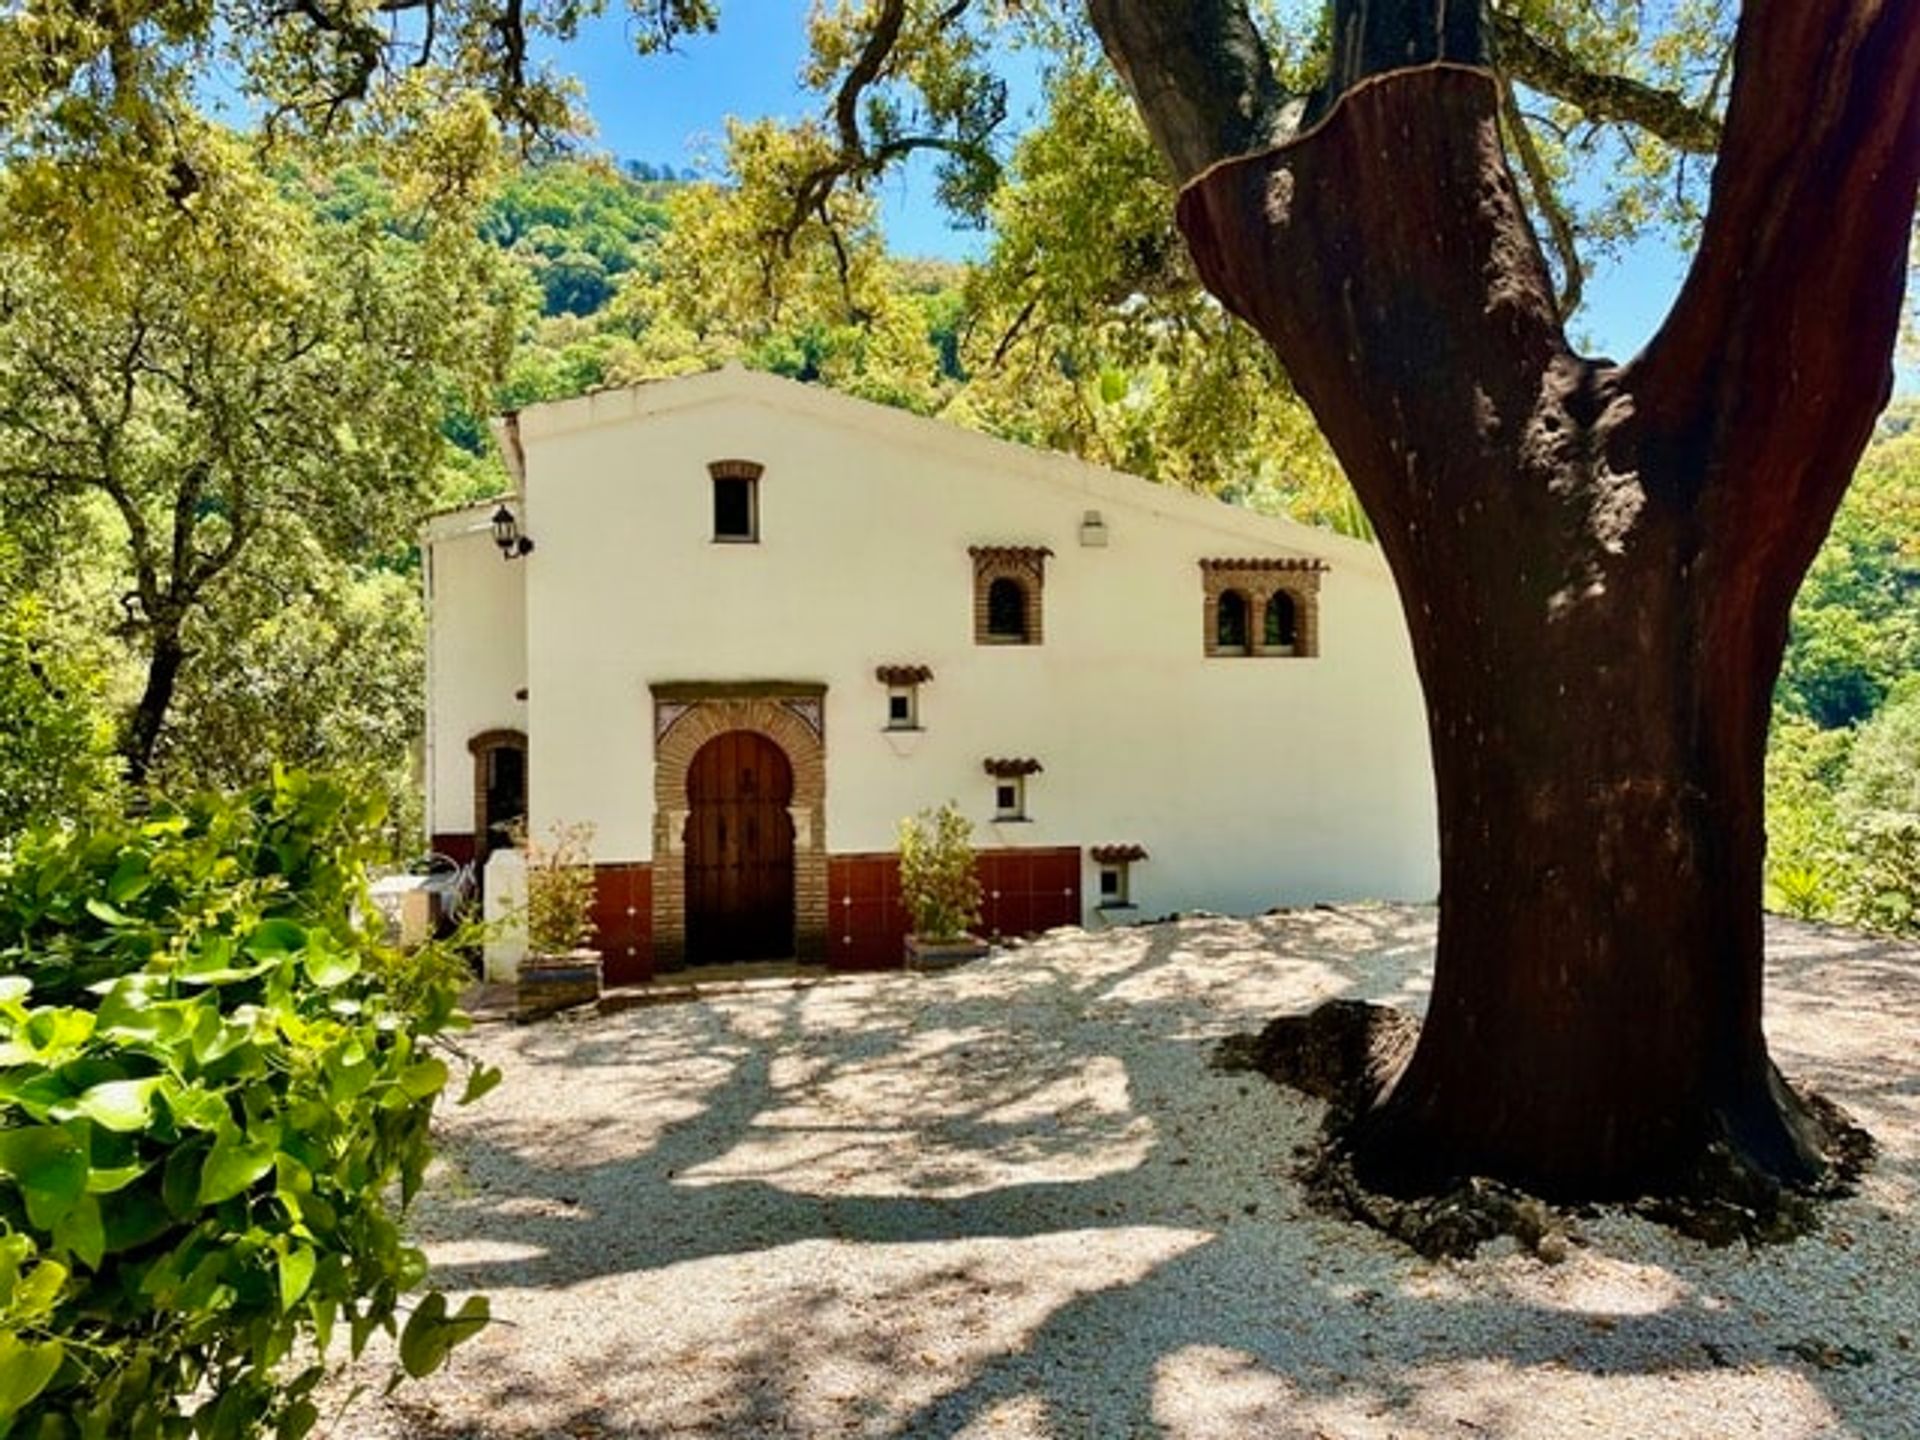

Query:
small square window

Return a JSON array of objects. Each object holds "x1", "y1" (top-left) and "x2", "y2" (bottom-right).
[
  {"x1": 1099, "y1": 867, "x2": 1121, "y2": 899},
  {"x1": 994, "y1": 778, "x2": 1024, "y2": 820},
  {"x1": 886, "y1": 687, "x2": 917, "y2": 730},
  {"x1": 1098, "y1": 864, "x2": 1132, "y2": 906},
  {"x1": 713, "y1": 476, "x2": 757, "y2": 541}
]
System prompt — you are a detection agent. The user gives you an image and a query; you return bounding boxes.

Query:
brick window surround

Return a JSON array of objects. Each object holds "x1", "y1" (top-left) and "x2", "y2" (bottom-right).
[
  {"x1": 650, "y1": 683, "x2": 828, "y2": 966},
  {"x1": 1200, "y1": 558, "x2": 1327, "y2": 657},
  {"x1": 970, "y1": 545, "x2": 1051, "y2": 645}
]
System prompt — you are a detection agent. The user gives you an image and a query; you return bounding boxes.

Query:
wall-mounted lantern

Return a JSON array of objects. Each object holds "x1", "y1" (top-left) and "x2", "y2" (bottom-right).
[
  {"x1": 1079, "y1": 509, "x2": 1109, "y2": 547},
  {"x1": 492, "y1": 504, "x2": 535, "y2": 560}
]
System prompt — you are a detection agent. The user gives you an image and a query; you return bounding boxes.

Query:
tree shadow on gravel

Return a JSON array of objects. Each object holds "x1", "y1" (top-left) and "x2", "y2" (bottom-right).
[{"x1": 350, "y1": 908, "x2": 1920, "y2": 1440}]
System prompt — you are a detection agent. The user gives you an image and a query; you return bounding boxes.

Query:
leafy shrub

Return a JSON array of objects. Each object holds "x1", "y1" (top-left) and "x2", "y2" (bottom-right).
[
  {"x1": 0, "y1": 770, "x2": 497, "y2": 1438},
  {"x1": 518, "y1": 821, "x2": 598, "y2": 955},
  {"x1": 897, "y1": 803, "x2": 982, "y2": 944}
]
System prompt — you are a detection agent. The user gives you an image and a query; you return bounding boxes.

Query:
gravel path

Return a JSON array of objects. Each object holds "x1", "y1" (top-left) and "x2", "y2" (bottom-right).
[{"x1": 326, "y1": 906, "x2": 1920, "y2": 1439}]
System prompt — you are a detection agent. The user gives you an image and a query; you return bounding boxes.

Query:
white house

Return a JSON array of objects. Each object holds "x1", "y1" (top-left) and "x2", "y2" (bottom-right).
[{"x1": 424, "y1": 365, "x2": 1436, "y2": 982}]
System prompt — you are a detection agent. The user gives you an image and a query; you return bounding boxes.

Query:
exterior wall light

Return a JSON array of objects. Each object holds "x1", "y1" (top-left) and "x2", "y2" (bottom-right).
[{"x1": 492, "y1": 504, "x2": 534, "y2": 560}]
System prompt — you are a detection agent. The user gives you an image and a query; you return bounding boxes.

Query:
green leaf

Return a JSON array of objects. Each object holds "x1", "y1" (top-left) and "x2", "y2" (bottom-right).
[
  {"x1": 83, "y1": 898, "x2": 135, "y2": 928},
  {"x1": 52, "y1": 1193, "x2": 104, "y2": 1270},
  {"x1": 277, "y1": 1242, "x2": 318, "y2": 1312},
  {"x1": 398, "y1": 1058, "x2": 448, "y2": 1100},
  {"x1": 73, "y1": 1077, "x2": 163, "y2": 1132},
  {"x1": 246, "y1": 918, "x2": 307, "y2": 959},
  {"x1": 0, "y1": 1125, "x2": 87, "y2": 1229},
  {"x1": 459, "y1": 1064, "x2": 503, "y2": 1106},
  {"x1": 83, "y1": 1161, "x2": 148, "y2": 1195},
  {"x1": 197, "y1": 1126, "x2": 277, "y2": 1205},
  {"x1": 398, "y1": 1292, "x2": 489, "y2": 1378},
  {"x1": 302, "y1": 941, "x2": 360, "y2": 989},
  {"x1": 100, "y1": 1184, "x2": 173, "y2": 1254},
  {"x1": 106, "y1": 854, "x2": 151, "y2": 905},
  {"x1": 0, "y1": 1334, "x2": 64, "y2": 1418}
]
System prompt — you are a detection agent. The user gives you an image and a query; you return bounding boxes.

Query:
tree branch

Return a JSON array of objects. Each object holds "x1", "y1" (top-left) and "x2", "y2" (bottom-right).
[
  {"x1": 1639, "y1": 0, "x2": 1920, "y2": 565},
  {"x1": 1499, "y1": 74, "x2": 1584, "y2": 319},
  {"x1": 774, "y1": 0, "x2": 1000, "y2": 258},
  {"x1": 1085, "y1": 0, "x2": 1295, "y2": 184},
  {"x1": 1489, "y1": 7, "x2": 1722, "y2": 156}
]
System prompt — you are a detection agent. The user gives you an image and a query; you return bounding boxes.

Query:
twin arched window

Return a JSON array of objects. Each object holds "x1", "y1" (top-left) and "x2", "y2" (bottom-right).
[{"x1": 1213, "y1": 588, "x2": 1305, "y2": 656}]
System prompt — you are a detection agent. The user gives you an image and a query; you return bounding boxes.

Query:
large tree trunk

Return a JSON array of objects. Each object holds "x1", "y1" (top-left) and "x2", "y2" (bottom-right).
[{"x1": 1094, "y1": 0, "x2": 1920, "y2": 1199}]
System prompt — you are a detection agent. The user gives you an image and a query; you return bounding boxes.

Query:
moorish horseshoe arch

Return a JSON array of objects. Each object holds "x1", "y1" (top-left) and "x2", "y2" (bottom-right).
[{"x1": 650, "y1": 684, "x2": 828, "y2": 965}]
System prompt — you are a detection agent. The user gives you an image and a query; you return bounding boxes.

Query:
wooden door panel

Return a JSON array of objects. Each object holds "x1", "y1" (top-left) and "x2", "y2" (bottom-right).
[{"x1": 686, "y1": 731, "x2": 795, "y2": 963}]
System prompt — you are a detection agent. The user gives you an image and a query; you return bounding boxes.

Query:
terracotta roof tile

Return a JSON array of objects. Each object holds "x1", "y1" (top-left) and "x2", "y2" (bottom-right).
[{"x1": 982, "y1": 757, "x2": 1044, "y2": 777}]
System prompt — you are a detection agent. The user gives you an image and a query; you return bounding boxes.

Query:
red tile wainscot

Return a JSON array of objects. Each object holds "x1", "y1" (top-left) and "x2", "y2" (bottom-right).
[
  {"x1": 827, "y1": 847, "x2": 1081, "y2": 969},
  {"x1": 591, "y1": 863, "x2": 654, "y2": 984}
]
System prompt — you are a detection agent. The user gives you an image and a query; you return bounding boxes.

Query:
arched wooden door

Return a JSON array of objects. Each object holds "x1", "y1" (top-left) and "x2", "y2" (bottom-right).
[{"x1": 686, "y1": 730, "x2": 795, "y2": 963}]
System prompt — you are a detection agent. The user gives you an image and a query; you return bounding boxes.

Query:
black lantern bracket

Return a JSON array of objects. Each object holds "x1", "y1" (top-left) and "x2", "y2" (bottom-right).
[{"x1": 491, "y1": 504, "x2": 535, "y2": 560}]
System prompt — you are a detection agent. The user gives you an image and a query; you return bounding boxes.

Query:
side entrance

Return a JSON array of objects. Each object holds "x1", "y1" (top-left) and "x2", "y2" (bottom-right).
[{"x1": 686, "y1": 730, "x2": 794, "y2": 962}]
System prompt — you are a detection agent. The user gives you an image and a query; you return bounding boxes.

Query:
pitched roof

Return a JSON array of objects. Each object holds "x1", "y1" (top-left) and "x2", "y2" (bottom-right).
[{"x1": 492, "y1": 364, "x2": 1385, "y2": 572}]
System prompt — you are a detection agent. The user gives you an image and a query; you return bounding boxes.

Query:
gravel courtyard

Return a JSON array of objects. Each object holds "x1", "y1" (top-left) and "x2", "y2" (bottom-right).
[{"x1": 331, "y1": 905, "x2": 1920, "y2": 1440}]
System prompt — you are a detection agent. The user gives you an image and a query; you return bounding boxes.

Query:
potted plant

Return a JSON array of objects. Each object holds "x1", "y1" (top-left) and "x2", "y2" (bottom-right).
[
  {"x1": 898, "y1": 802, "x2": 989, "y2": 969},
  {"x1": 515, "y1": 820, "x2": 603, "y2": 1019}
]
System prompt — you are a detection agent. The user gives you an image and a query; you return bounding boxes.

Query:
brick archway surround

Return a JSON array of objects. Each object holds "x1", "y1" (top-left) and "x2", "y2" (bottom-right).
[{"x1": 652, "y1": 693, "x2": 827, "y2": 965}]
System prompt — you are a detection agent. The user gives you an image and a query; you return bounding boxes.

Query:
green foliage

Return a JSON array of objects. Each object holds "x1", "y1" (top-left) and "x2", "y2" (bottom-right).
[
  {"x1": 0, "y1": 587, "x2": 120, "y2": 842},
  {"x1": 1766, "y1": 418, "x2": 1920, "y2": 937},
  {"x1": 482, "y1": 161, "x2": 671, "y2": 317},
  {"x1": 897, "y1": 803, "x2": 981, "y2": 944},
  {"x1": 0, "y1": 771, "x2": 496, "y2": 1437},
  {"x1": 0, "y1": 107, "x2": 522, "y2": 784},
  {"x1": 519, "y1": 822, "x2": 598, "y2": 955},
  {"x1": 1763, "y1": 716, "x2": 1850, "y2": 921},
  {"x1": 1832, "y1": 680, "x2": 1920, "y2": 935},
  {"x1": 153, "y1": 565, "x2": 427, "y2": 856},
  {"x1": 1779, "y1": 425, "x2": 1920, "y2": 727}
]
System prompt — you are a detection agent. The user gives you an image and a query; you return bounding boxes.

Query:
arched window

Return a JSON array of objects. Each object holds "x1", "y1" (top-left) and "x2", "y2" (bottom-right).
[
  {"x1": 1264, "y1": 592, "x2": 1299, "y2": 652},
  {"x1": 987, "y1": 577, "x2": 1028, "y2": 641},
  {"x1": 1216, "y1": 590, "x2": 1250, "y2": 652}
]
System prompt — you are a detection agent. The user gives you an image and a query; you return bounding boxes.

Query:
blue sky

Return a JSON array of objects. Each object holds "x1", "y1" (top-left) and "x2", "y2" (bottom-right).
[{"x1": 553, "y1": 10, "x2": 1694, "y2": 364}]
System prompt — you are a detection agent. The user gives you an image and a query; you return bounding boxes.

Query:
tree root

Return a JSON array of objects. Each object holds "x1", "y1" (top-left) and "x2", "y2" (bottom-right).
[{"x1": 1213, "y1": 1001, "x2": 1875, "y2": 1260}]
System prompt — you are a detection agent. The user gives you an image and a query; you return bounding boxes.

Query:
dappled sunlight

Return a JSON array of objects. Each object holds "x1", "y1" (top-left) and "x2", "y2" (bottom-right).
[
  {"x1": 676, "y1": 1047, "x2": 1154, "y2": 1198},
  {"x1": 383, "y1": 1227, "x2": 1213, "y2": 1439},
  {"x1": 328, "y1": 905, "x2": 1920, "y2": 1438}
]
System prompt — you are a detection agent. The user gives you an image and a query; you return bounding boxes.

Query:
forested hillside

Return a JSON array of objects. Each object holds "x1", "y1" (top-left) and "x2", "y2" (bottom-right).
[{"x1": 2, "y1": 141, "x2": 1914, "y2": 932}]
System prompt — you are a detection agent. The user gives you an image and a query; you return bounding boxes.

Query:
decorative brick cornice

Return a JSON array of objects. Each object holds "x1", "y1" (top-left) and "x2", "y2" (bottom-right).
[
  {"x1": 1090, "y1": 844, "x2": 1149, "y2": 864},
  {"x1": 1199, "y1": 557, "x2": 1328, "y2": 573},
  {"x1": 968, "y1": 544, "x2": 1053, "y2": 569},
  {"x1": 983, "y1": 757, "x2": 1044, "y2": 777},
  {"x1": 707, "y1": 458, "x2": 765, "y2": 481},
  {"x1": 875, "y1": 664, "x2": 933, "y2": 686}
]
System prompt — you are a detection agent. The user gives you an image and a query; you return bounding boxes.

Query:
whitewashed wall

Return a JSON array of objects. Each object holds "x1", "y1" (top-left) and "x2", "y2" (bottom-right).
[
  {"x1": 423, "y1": 511, "x2": 527, "y2": 839},
  {"x1": 439, "y1": 368, "x2": 1439, "y2": 920}
]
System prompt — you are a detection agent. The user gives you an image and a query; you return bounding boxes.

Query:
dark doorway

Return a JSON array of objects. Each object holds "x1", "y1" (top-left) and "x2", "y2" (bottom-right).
[
  {"x1": 686, "y1": 730, "x2": 795, "y2": 963},
  {"x1": 479, "y1": 740, "x2": 527, "y2": 860}
]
